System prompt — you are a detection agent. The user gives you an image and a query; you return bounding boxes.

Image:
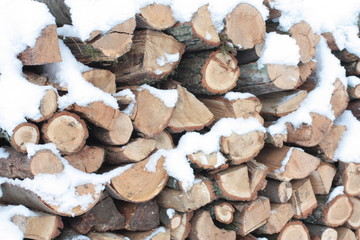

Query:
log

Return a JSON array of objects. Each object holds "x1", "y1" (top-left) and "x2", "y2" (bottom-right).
[
  {"x1": 189, "y1": 210, "x2": 236, "y2": 240},
  {"x1": 234, "y1": 63, "x2": 301, "y2": 96},
  {"x1": 299, "y1": 60, "x2": 317, "y2": 84},
  {"x1": 344, "y1": 61, "x2": 360, "y2": 76},
  {"x1": 322, "y1": 32, "x2": 340, "y2": 51},
  {"x1": 166, "y1": 5, "x2": 220, "y2": 52},
  {"x1": 82, "y1": 69, "x2": 116, "y2": 94},
  {"x1": 290, "y1": 178, "x2": 318, "y2": 219},
  {"x1": 306, "y1": 224, "x2": 338, "y2": 240},
  {"x1": 64, "y1": 145, "x2": 105, "y2": 173},
  {"x1": 255, "y1": 203, "x2": 294, "y2": 234},
  {"x1": 107, "y1": 157, "x2": 168, "y2": 202},
  {"x1": 11, "y1": 211, "x2": 63, "y2": 240},
  {"x1": 34, "y1": 0, "x2": 71, "y2": 26},
  {"x1": 356, "y1": 229, "x2": 360, "y2": 239},
  {"x1": 0, "y1": 146, "x2": 63, "y2": 179},
  {"x1": 69, "y1": 195, "x2": 125, "y2": 234},
  {"x1": 124, "y1": 227, "x2": 171, "y2": 240},
  {"x1": 270, "y1": 221, "x2": 310, "y2": 240},
  {"x1": 159, "y1": 208, "x2": 193, "y2": 240},
  {"x1": 18, "y1": 25, "x2": 61, "y2": 65},
  {"x1": 308, "y1": 162, "x2": 337, "y2": 195},
  {"x1": 156, "y1": 178, "x2": 216, "y2": 212},
  {"x1": 235, "y1": 43, "x2": 263, "y2": 65},
  {"x1": 263, "y1": 0, "x2": 281, "y2": 20},
  {"x1": 187, "y1": 151, "x2": 228, "y2": 171},
  {"x1": 331, "y1": 78, "x2": 350, "y2": 118},
  {"x1": 336, "y1": 227, "x2": 357, "y2": 240},
  {"x1": 42, "y1": 111, "x2": 88, "y2": 154},
  {"x1": 55, "y1": 228, "x2": 89, "y2": 240},
  {"x1": 346, "y1": 197, "x2": 360, "y2": 229},
  {"x1": 63, "y1": 18, "x2": 136, "y2": 63},
  {"x1": 339, "y1": 162, "x2": 360, "y2": 196},
  {"x1": 173, "y1": 50, "x2": 240, "y2": 95},
  {"x1": 220, "y1": 131, "x2": 266, "y2": 165},
  {"x1": 152, "y1": 131, "x2": 175, "y2": 150},
  {"x1": 223, "y1": 3, "x2": 266, "y2": 50},
  {"x1": 333, "y1": 50, "x2": 360, "y2": 63},
  {"x1": 24, "y1": 71, "x2": 48, "y2": 86},
  {"x1": 104, "y1": 138, "x2": 156, "y2": 164},
  {"x1": 87, "y1": 232, "x2": 129, "y2": 240},
  {"x1": 208, "y1": 201, "x2": 235, "y2": 224},
  {"x1": 110, "y1": 29, "x2": 184, "y2": 85},
  {"x1": 30, "y1": 88, "x2": 58, "y2": 123},
  {"x1": 256, "y1": 145, "x2": 320, "y2": 181},
  {"x1": 246, "y1": 160, "x2": 268, "y2": 199},
  {"x1": 348, "y1": 100, "x2": 360, "y2": 119},
  {"x1": 136, "y1": 4, "x2": 176, "y2": 30},
  {"x1": 261, "y1": 179, "x2": 292, "y2": 204}
]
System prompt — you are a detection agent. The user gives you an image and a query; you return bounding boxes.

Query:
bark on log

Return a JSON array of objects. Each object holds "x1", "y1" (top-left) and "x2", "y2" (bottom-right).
[
  {"x1": 348, "y1": 100, "x2": 360, "y2": 119},
  {"x1": 306, "y1": 224, "x2": 338, "y2": 240},
  {"x1": 344, "y1": 61, "x2": 360, "y2": 76},
  {"x1": 308, "y1": 162, "x2": 337, "y2": 195},
  {"x1": 64, "y1": 145, "x2": 105, "y2": 173},
  {"x1": 159, "y1": 208, "x2": 193, "y2": 240},
  {"x1": 334, "y1": 50, "x2": 360, "y2": 63},
  {"x1": 290, "y1": 178, "x2": 318, "y2": 219},
  {"x1": 260, "y1": 179, "x2": 292, "y2": 204},
  {"x1": 34, "y1": 0, "x2": 71, "y2": 26},
  {"x1": 235, "y1": 43, "x2": 263, "y2": 65},
  {"x1": 348, "y1": 82, "x2": 360, "y2": 99},
  {"x1": 173, "y1": 50, "x2": 240, "y2": 95},
  {"x1": 82, "y1": 69, "x2": 116, "y2": 94},
  {"x1": 136, "y1": 4, "x2": 176, "y2": 30},
  {"x1": 263, "y1": 0, "x2": 281, "y2": 20},
  {"x1": 322, "y1": 32, "x2": 340, "y2": 51}
]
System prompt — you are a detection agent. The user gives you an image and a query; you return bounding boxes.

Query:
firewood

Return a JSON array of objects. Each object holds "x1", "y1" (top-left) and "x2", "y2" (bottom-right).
[
  {"x1": 87, "y1": 232, "x2": 129, "y2": 240},
  {"x1": 166, "y1": 5, "x2": 220, "y2": 52},
  {"x1": 230, "y1": 197, "x2": 271, "y2": 236},
  {"x1": 30, "y1": 88, "x2": 58, "y2": 123},
  {"x1": 246, "y1": 160, "x2": 268, "y2": 199},
  {"x1": 344, "y1": 61, "x2": 360, "y2": 76},
  {"x1": 63, "y1": 18, "x2": 136, "y2": 63},
  {"x1": 156, "y1": 178, "x2": 216, "y2": 212},
  {"x1": 255, "y1": 203, "x2": 294, "y2": 234},
  {"x1": 348, "y1": 99, "x2": 360, "y2": 119},
  {"x1": 110, "y1": 29, "x2": 184, "y2": 85},
  {"x1": 306, "y1": 224, "x2": 338, "y2": 240},
  {"x1": 348, "y1": 83, "x2": 360, "y2": 99},
  {"x1": 235, "y1": 43, "x2": 263, "y2": 65},
  {"x1": 208, "y1": 201, "x2": 235, "y2": 224},
  {"x1": 82, "y1": 69, "x2": 116, "y2": 94},
  {"x1": 152, "y1": 131, "x2": 175, "y2": 150},
  {"x1": 18, "y1": 25, "x2": 61, "y2": 65},
  {"x1": 346, "y1": 197, "x2": 360, "y2": 229},
  {"x1": 136, "y1": 4, "x2": 176, "y2": 30},
  {"x1": 336, "y1": 227, "x2": 357, "y2": 240},
  {"x1": 299, "y1": 60, "x2": 317, "y2": 83},
  {"x1": 107, "y1": 157, "x2": 168, "y2": 202},
  {"x1": 339, "y1": 162, "x2": 360, "y2": 196},
  {"x1": 223, "y1": 3, "x2": 266, "y2": 50},
  {"x1": 322, "y1": 32, "x2": 340, "y2": 51},
  {"x1": 236, "y1": 235, "x2": 257, "y2": 240},
  {"x1": 356, "y1": 229, "x2": 360, "y2": 239},
  {"x1": 256, "y1": 145, "x2": 320, "y2": 181},
  {"x1": 199, "y1": 94, "x2": 263, "y2": 123},
  {"x1": 11, "y1": 210, "x2": 63, "y2": 240},
  {"x1": 24, "y1": 71, "x2": 48, "y2": 86},
  {"x1": 265, "y1": 131, "x2": 288, "y2": 148},
  {"x1": 220, "y1": 131, "x2": 266, "y2": 165},
  {"x1": 334, "y1": 50, "x2": 360, "y2": 63},
  {"x1": 187, "y1": 151, "x2": 228, "y2": 171},
  {"x1": 124, "y1": 227, "x2": 171, "y2": 240},
  {"x1": 104, "y1": 138, "x2": 156, "y2": 164},
  {"x1": 1, "y1": 122, "x2": 40, "y2": 153},
  {"x1": 42, "y1": 111, "x2": 88, "y2": 154},
  {"x1": 263, "y1": 0, "x2": 281, "y2": 20},
  {"x1": 189, "y1": 210, "x2": 236, "y2": 240},
  {"x1": 55, "y1": 228, "x2": 89, "y2": 240},
  {"x1": 261, "y1": 179, "x2": 292, "y2": 204},
  {"x1": 173, "y1": 50, "x2": 240, "y2": 95},
  {"x1": 234, "y1": 63, "x2": 301, "y2": 96},
  {"x1": 258, "y1": 90, "x2": 308, "y2": 118},
  {"x1": 331, "y1": 79, "x2": 350, "y2": 118},
  {"x1": 267, "y1": 221, "x2": 310, "y2": 240},
  {"x1": 308, "y1": 162, "x2": 337, "y2": 195},
  {"x1": 0, "y1": 146, "x2": 63, "y2": 179},
  {"x1": 159, "y1": 208, "x2": 193, "y2": 240},
  {"x1": 69, "y1": 195, "x2": 125, "y2": 234},
  {"x1": 64, "y1": 145, "x2": 105, "y2": 173},
  {"x1": 290, "y1": 178, "x2": 318, "y2": 219}
]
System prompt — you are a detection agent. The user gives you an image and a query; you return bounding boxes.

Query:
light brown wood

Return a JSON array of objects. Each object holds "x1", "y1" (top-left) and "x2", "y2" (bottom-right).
[
  {"x1": 4, "y1": 122, "x2": 40, "y2": 153},
  {"x1": 347, "y1": 197, "x2": 360, "y2": 229},
  {"x1": 64, "y1": 145, "x2": 105, "y2": 173},
  {"x1": 322, "y1": 32, "x2": 340, "y2": 51},
  {"x1": 82, "y1": 69, "x2": 116, "y2": 94},
  {"x1": 290, "y1": 178, "x2": 318, "y2": 219},
  {"x1": 224, "y1": 3, "x2": 266, "y2": 50},
  {"x1": 56, "y1": 228, "x2": 89, "y2": 240},
  {"x1": 137, "y1": 4, "x2": 176, "y2": 30},
  {"x1": 160, "y1": 209, "x2": 193, "y2": 240},
  {"x1": 209, "y1": 201, "x2": 235, "y2": 224},
  {"x1": 42, "y1": 111, "x2": 88, "y2": 154},
  {"x1": 336, "y1": 227, "x2": 357, "y2": 240},
  {"x1": 187, "y1": 151, "x2": 228, "y2": 171},
  {"x1": 356, "y1": 229, "x2": 360, "y2": 239},
  {"x1": 308, "y1": 162, "x2": 337, "y2": 194},
  {"x1": 30, "y1": 89, "x2": 58, "y2": 123},
  {"x1": 110, "y1": 29, "x2": 184, "y2": 85},
  {"x1": 277, "y1": 221, "x2": 310, "y2": 240},
  {"x1": 306, "y1": 224, "x2": 338, "y2": 240},
  {"x1": 348, "y1": 82, "x2": 360, "y2": 99},
  {"x1": 12, "y1": 211, "x2": 63, "y2": 240},
  {"x1": 340, "y1": 162, "x2": 360, "y2": 196},
  {"x1": 152, "y1": 131, "x2": 175, "y2": 150},
  {"x1": 331, "y1": 78, "x2": 350, "y2": 118},
  {"x1": 18, "y1": 25, "x2": 61, "y2": 65},
  {"x1": 256, "y1": 145, "x2": 320, "y2": 181},
  {"x1": 108, "y1": 157, "x2": 168, "y2": 203},
  {"x1": 246, "y1": 160, "x2": 268, "y2": 199},
  {"x1": 87, "y1": 232, "x2": 129, "y2": 240},
  {"x1": 124, "y1": 227, "x2": 171, "y2": 240},
  {"x1": 299, "y1": 60, "x2": 317, "y2": 84},
  {"x1": 189, "y1": 210, "x2": 236, "y2": 240},
  {"x1": 261, "y1": 179, "x2": 293, "y2": 204}
]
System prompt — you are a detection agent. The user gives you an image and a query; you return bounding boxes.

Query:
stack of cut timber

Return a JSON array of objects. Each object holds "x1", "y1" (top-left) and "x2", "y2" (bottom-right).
[{"x1": 1, "y1": 1, "x2": 360, "y2": 240}]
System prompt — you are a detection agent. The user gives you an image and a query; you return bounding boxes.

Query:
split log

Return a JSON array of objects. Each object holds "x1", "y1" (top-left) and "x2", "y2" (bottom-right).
[
  {"x1": 290, "y1": 178, "x2": 318, "y2": 219},
  {"x1": 110, "y1": 29, "x2": 184, "y2": 85},
  {"x1": 166, "y1": 5, "x2": 220, "y2": 52},
  {"x1": 336, "y1": 227, "x2": 357, "y2": 240},
  {"x1": 256, "y1": 145, "x2": 320, "y2": 181},
  {"x1": 344, "y1": 61, "x2": 360, "y2": 76},
  {"x1": 18, "y1": 25, "x2": 61, "y2": 65},
  {"x1": 0, "y1": 146, "x2": 63, "y2": 179},
  {"x1": 267, "y1": 221, "x2": 310, "y2": 240},
  {"x1": 159, "y1": 209, "x2": 193, "y2": 240},
  {"x1": 331, "y1": 78, "x2": 350, "y2": 118},
  {"x1": 220, "y1": 131, "x2": 266, "y2": 165},
  {"x1": 322, "y1": 32, "x2": 340, "y2": 51},
  {"x1": 11, "y1": 210, "x2": 63, "y2": 240},
  {"x1": 308, "y1": 162, "x2": 337, "y2": 195},
  {"x1": 1, "y1": 122, "x2": 40, "y2": 153},
  {"x1": 306, "y1": 224, "x2": 338, "y2": 240},
  {"x1": 261, "y1": 179, "x2": 292, "y2": 204},
  {"x1": 246, "y1": 160, "x2": 268, "y2": 199},
  {"x1": 258, "y1": 90, "x2": 308, "y2": 118},
  {"x1": 156, "y1": 178, "x2": 216, "y2": 212},
  {"x1": 152, "y1": 131, "x2": 175, "y2": 150},
  {"x1": 346, "y1": 197, "x2": 360, "y2": 229},
  {"x1": 208, "y1": 201, "x2": 235, "y2": 224},
  {"x1": 104, "y1": 138, "x2": 156, "y2": 164},
  {"x1": 173, "y1": 50, "x2": 240, "y2": 95},
  {"x1": 42, "y1": 111, "x2": 88, "y2": 154},
  {"x1": 339, "y1": 162, "x2": 360, "y2": 196},
  {"x1": 230, "y1": 197, "x2": 271, "y2": 236},
  {"x1": 82, "y1": 69, "x2": 116, "y2": 94},
  {"x1": 30, "y1": 88, "x2": 58, "y2": 123},
  {"x1": 115, "y1": 200, "x2": 159, "y2": 231},
  {"x1": 63, "y1": 18, "x2": 136, "y2": 63},
  {"x1": 187, "y1": 151, "x2": 228, "y2": 171},
  {"x1": 234, "y1": 63, "x2": 301, "y2": 96},
  {"x1": 24, "y1": 71, "x2": 48, "y2": 86},
  {"x1": 223, "y1": 3, "x2": 266, "y2": 50},
  {"x1": 348, "y1": 99, "x2": 360, "y2": 119},
  {"x1": 299, "y1": 60, "x2": 317, "y2": 83},
  {"x1": 124, "y1": 227, "x2": 171, "y2": 240},
  {"x1": 69, "y1": 195, "x2": 125, "y2": 234},
  {"x1": 136, "y1": 4, "x2": 176, "y2": 30},
  {"x1": 189, "y1": 210, "x2": 236, "y2": 240},
  {"x1": 107, "y1": 157, "x2": 168, "y2": 202},
  {"x1": 255, "y1": 203, "x2": 294, "y2": 234},
  {"x1": 235, "y1": 43, "x2": 263, "y2": 65},
  {"x1": 64, "y1": 145, "x2": 105, "y2": 173},
  {"x1": 87, "y1": 232, "x2": 129, "y2": 240}
]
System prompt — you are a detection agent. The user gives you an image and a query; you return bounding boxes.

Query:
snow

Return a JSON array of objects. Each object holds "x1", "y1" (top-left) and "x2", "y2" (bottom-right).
[
  {"x1": 274, "y1": 147, "x2": 304, "y2": 174},
  {"x1": 71, "y1": 236, "x2": 90, "y2": 240},
  {"x1": 348, "y1": 76, "x2": 360, "y2": 88},
  {"x1": 327, "y1": 186, "x2": 344, "y2": 204},
  {"x1": 114, "y1": 89, "x2": 136, "y2": 116},
  {"x1": 26, "y1": 143, "x2": 60, "y2": 159},
  {"x1": 257, "y1": 238, "x2": 268, "y2": 240},
  {"x1": 257, "y1": 32, "x2": 300, "y2": 69},
  {"x1": 224, "y1": 91, "x2": 255, "y2": 100},
  {"x1": 166, "y1": 208, "x2": 176, "y2": 218},
  {"x1": 206, "y1": 32, "x2": 212, "y2": 40},
  {"x1": 0, "y1": 148, "x2": 9, "y2": 159},
  {"x1": 140, "y1": 84, "x2": 179, "y2": 108},
  {"x1": 156, "y1": 53, "x2": 180, "y2": 67},
  {"x1": 0, "y1": 204, "x2": 37, "y2": 240},
  {"x1": 144, "y1": 227, "x2": 166, "y2": 240}
]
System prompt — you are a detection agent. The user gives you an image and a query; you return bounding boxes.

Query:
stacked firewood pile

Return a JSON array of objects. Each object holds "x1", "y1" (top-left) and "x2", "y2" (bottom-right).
[{"x1": 1, "y1": 1, "x2": 360, "y2": 240}]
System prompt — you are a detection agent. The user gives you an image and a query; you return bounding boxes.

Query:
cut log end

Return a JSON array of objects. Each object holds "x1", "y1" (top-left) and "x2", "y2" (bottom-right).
[
  {"x1": 30, "y1": 149, "x2": 64, "y2": 176},
  {"x1": 31, "y1": 88, "x2": 58, "y2": 123},
  {"x1": 213, "y1": 202, "x2": 235, "y2": 224},
  {"x1": 278, "y1": 221, "x2": 310, "y2": 240},
  {"x1": 10, "y1": 123, "x2": 40, "y2": 153},
  {"x1": 137, "y1": 4, "x2": 176, "y2": 30},
  {"x1": 324, "y1": 195, "x2": 353, "y2": 227}
]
